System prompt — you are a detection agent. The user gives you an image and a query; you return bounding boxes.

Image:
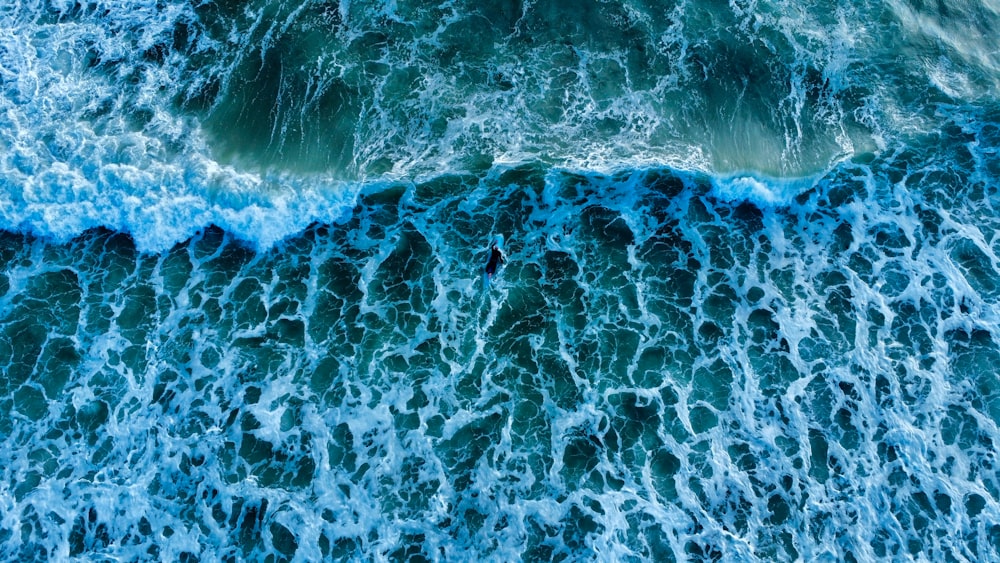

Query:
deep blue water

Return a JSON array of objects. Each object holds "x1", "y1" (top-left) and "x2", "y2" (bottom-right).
[{"x1": 2, "y1": 0, "x2": 1000, "y2": 560}]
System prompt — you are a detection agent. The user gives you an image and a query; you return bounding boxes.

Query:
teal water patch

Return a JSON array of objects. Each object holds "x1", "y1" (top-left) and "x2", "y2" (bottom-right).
[{"x1": 142, "y1": 0, "x2": 887, "y2": 175}]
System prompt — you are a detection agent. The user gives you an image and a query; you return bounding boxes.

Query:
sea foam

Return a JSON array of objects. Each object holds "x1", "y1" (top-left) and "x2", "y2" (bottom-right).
[{"x1": 3, "y1": 1, "x2": 1000, "y2": 560}]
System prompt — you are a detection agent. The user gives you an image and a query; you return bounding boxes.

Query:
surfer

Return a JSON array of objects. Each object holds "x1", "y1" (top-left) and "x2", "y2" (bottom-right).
[{"x1": 484, "y1": 237, "x2": 506, "y2": 281}]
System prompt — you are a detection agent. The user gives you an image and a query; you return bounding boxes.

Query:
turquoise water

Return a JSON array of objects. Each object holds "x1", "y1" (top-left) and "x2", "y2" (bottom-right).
[{"x1": 2, "y1": 0, "x2": 1000, "y2": 561}]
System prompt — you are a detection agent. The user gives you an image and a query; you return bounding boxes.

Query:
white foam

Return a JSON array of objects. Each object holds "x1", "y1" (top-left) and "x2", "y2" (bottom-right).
[
  {"x1": 709, "y1": 171, "x2": 824, "y2": 208},
  {"x1": 0, "y1": 2, "x2": 367, "y2": 252}
]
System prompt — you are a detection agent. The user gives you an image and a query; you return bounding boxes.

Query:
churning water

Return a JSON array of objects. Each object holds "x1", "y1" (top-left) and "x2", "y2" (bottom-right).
[{"x1": 2, "y1": 0, "x2": 1000, "y2": 560}]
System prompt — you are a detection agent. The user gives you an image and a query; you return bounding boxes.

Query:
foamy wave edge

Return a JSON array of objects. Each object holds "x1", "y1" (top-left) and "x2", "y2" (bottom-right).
[
  {"x1": 708, "y1": 170, "x2": 832, "y2": 208},
  {"x1": 0, "y1": 152, "x2": 370, "y2": 253},
  {"x1": 0, "y1": 156, "x2": 841, "y2": 253}
]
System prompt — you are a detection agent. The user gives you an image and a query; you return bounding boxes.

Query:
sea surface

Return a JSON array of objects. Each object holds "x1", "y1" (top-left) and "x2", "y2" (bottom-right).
[{"x1": 2, "y1": 0, "x2": 1000, "y2": 560}]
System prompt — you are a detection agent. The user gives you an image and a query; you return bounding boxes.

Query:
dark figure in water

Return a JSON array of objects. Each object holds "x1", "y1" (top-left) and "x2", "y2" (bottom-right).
[{"x1": 485, "y1": 242, "x2": 506, "y2": 278}]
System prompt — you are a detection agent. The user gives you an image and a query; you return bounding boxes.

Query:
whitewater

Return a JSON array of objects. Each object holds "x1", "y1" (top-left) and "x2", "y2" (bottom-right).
[{"x1": 2, "y1": 0, "x2": 1000, "y2": 560}]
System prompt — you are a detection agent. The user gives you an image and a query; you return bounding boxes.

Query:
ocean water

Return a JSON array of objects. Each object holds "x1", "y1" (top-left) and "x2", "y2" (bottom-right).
[{"x1": 2, "y1": 0, "x2": 1000, "y2": 561}]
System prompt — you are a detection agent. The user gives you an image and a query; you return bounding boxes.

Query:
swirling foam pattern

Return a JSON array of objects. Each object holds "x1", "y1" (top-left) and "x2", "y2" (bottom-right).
[{"x1": 2, "y1": 0, "x2": 1000, "y2": 561}]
